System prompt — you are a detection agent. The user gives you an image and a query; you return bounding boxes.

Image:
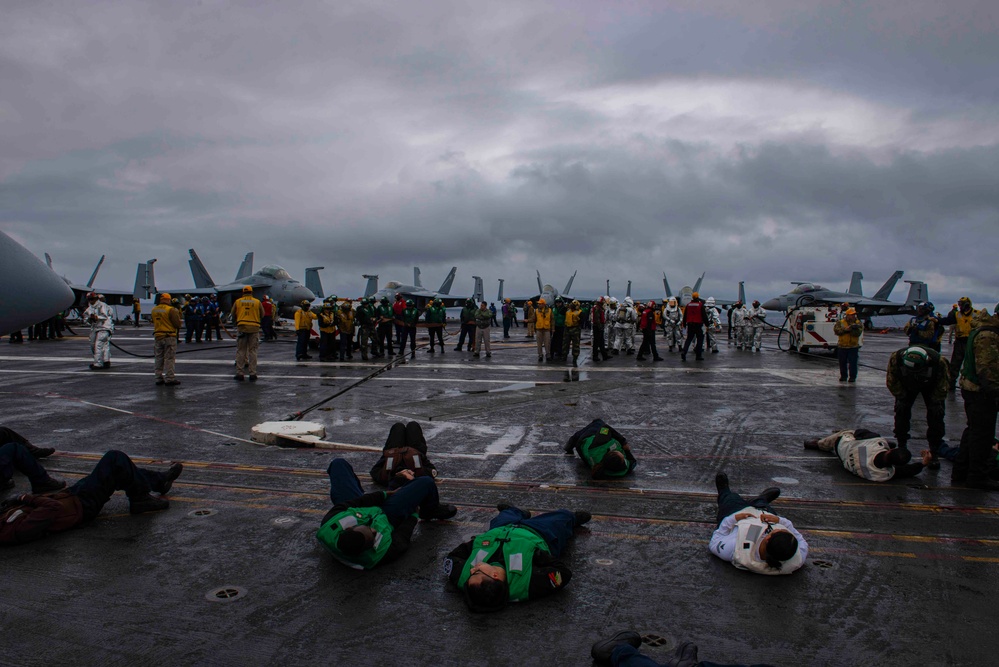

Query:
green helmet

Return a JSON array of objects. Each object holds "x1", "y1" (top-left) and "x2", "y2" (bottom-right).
[
  {"x1": 901, "y1": 346, "x2": 929, "y2": 372},
  {"x1": 406, "y1": 299, "x2": 414, "y2": 307}
]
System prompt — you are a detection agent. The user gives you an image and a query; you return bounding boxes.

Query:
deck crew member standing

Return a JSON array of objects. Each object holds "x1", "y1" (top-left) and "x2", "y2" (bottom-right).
[
  {"x1": 230, "y1": 286, "x2": 263, "y2": 381},
  {"x1": 590, "y1": 297, "x2": 610, "y2": 362},
  {"x1": 474, "y1": 301, "x2": 492, "y2": 358},
  {"x1": 886, "y1": 345, "x2": 949, "y2": 467},
  {"x1": 834, "y1": 308, "x2": 864, "y2": 382},
  {"x1": 939, "y1": 297, "x2": 976, "y2": 390},
  {"x1": 336, "y1": 301, "x2": 355, "y2": 361},
  {"x1": 83, "y1": 291, "x2": 114, "y2": 370},
  {"x1": 295, "y1": 300, "x2": 316, "y2": 361},
  {"x1": 952, "y1": 304, "x2": 999, "y2": 491},
  {"x1": 565, "y1": 300, "x2": 583, "y2": 366},
  {"x1": 425, "y1": 299, "x2": 446, "y2": 353},
  {"x1": 151, "y1": 293, "x2": 182, "y2": 386},
  {"x1": 534, "y1": 298, "x2": 553, "y2": 362},
  {"x1": 680, "y1": 292, "x2": 707, "y2": 362}
]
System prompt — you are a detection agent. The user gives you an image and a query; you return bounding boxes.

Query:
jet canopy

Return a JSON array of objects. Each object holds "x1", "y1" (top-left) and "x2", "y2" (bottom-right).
[
  {"x1": 789, "y1": 283, "x2": 823, "y2": 294},
  {"x1": 258, "y1": 266, "x2": 292, "y2": 281},
  {"x1": 384, "y1": 281, "x2": 403, "y2": 289}
]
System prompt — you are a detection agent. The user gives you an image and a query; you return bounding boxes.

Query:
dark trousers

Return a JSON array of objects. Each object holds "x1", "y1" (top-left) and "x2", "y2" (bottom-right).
[
  {"x1": 637, "y1": 329, "x2": 659, "y2": 358},
  {"x1": 552, "y1": 326, "x2": 565, "y2": 358},
  {"x1": 384, "y1": 421, "x2": 428, "y2": 455},
  {"x1": 377, "y1": 323, "x2": 394, "y2": 355},
  {"x1": 326, "y1": 458, "x2": 442, "y2": 521},
  {"x1": 0, "y1": 426, "x2": 31, "y2": 448},
  {"x1": 455, "y1": 323, "x2": 473, "y2": 350},
  {"x1": 261, "y1": 316, "x2": 276, "y2": 340},
  {"x1": 338, "y1": 332, "x2": 353, "y2": 359},
  {"x1": 0, "y1": 443, "x2": 49, "y2": 487},
  {"x1": 838, "y1": 347, "x2": 859, "y2": 380},
  {"x1": 489, "y1": 506, "x2": 578, "y2": 558},
  {"x1": 428, "y1": 326, "x2": 444, "y2": 350},
  {"x1": 949, "y1": 337, "x2": 967, "y2": 387},
  {"x1": 611, "y1": 644, "x2": 773, "y2": 667},
  {"x1": 319, "y1": 331, "x2": 336, "y2": 359},
  {"x1": 682, "y1": 323, "x2": 704, "y2": 357},
  {"x1": 185, "y1": 320, "x2": 197, "y2": 343},
  {"x1": 953, "y1": 389, "x2": 999, "y2": 483},
  {"x1": 70, "y1": 451, "x2": 166, "y2": 522},
  {"x1": 296, "y1": 329, "x2": 311, "y2": 359},
  {"x1": 565, "y1": 419, "x2": 607, "y2": 455},
  {"x1": 503, "y1": 317, "x2": 512, "y2": 338},
  {"x1": 893, "y1": 387, "x2": 945, "y2": 449},
  {"x1": 593, "y1": 324, "x2": 609, "y2": 360},
  {"x1": 400, "y1": 326, "x2": 417, "y2": 353},
  {"x1": 716, "y1": 488, "x2": 774, "y2": 526}
]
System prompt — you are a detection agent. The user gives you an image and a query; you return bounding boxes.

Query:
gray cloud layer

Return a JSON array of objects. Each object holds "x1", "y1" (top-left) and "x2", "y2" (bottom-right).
[{"x1": 2, "y1": 1, "x2": 997, "y2": 307}]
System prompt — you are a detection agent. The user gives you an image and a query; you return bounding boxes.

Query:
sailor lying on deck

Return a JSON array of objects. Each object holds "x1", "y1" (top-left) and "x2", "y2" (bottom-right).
[{"x1": 804, "y1": 428, "x2": 931, "y2": 482}]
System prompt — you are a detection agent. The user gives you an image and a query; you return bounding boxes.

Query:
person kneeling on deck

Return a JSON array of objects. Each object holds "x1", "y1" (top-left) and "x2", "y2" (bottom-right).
[
  {"x1": 564, "y1": 419, "x2": 637, "y2": 480},
  {"x1": 709, "y1": 473, "x2": 807, "y2": 575},
  {"x1": 804, "y1": 428, "x2": 931, "y2": 481},
  {"x1": 443, "y1": 503, "x2": 590, "y2": 612},
  {"x1": 316, "y1": 458, "x2": 456, "y2": 570},
  {"x1": 1, "y1": 450, "x2": 182, "y2": 545},
  {"x1": 370, "y1": 421, "x2": 438, "y2": 490}
]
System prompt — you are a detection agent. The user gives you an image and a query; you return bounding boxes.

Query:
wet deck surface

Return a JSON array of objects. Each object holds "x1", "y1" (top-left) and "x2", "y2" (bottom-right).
[{"x1": 1, "y1": 324, "x2": 995, "y2": 666}]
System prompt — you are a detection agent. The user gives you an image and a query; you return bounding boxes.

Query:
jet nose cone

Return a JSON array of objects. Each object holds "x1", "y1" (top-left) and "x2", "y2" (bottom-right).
[
  {"x1": 761, "y1": 299, "x2": 780, "y2": 311},
  {"x1": 293, "y1": 285, "x2": 316, "y2": 303}
]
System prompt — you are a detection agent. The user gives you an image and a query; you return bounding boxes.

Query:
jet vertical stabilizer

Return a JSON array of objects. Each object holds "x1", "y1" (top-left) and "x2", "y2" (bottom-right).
[
  {"x1": 133, "y1": 259, "x2": 157, "y2": 300},
  {"x1": 362, "y1": 275, "x2": 379, "y2": 298},
  {"x1": 437, "y1": 267, "x2": 457, "y2": 294},
  {"x1": 86, "y1": 256, "x2": 106, "y2": 288},
  {"x1": 873, "y1": 271, "x2": 904, "y2": 301},
  {"x1": 188, "y1": 249, "x2": 216, "y2": 288},
  {"x1": 738, "y1": 281, "x2": 746, "y2": 305},
  {"x1": 414, "y1": 267, "x2": 423, "y2": 288},
  {"x1": 472, "y1": 276, "x2": 483, "y2": 303},
  {"x1": 626, "y1": 281, "x2": 632, "y2": 298},
  {"x1": 902, "y1": 280, "x2": 928, "y2": 307},
  {"x1": 663, "y1": 273, "x2": 673, "y2": 298},
  {"x1": 305, "y1": 267, "x2": 325, "y2": 299},
  {"x1": 848, "y1": 272, "x2": 864, "y2": 296},
  {"x1": 234, "y1": 253, "x2": 254, "y2": 281},
  {"x1": 693, "y1": 273, "x2": 705, "y2": 294},
  {"x1": 497, "y1": 279, "x2": 505, "y2": 302},
  {"x1": 536, "y1": 271, "x2": 544, "y2": 294},
  {"x1": 563, "y1": 271, "x2": 577, "y2": 296},
  {"x1": 606, "y1": 280, "x2": 610, "y2": 296}
]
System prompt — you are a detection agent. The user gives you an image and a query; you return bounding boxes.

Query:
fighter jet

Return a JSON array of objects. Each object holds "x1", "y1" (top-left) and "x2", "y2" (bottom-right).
[
  {"x1": 761, "y1": 270, "x2": 926, "y2": 316},
  {"x1": 145, "y1": 250, "x2": 316, "y2": 316},
  {"x1": 44, "y1": 253, "x2": 142, "y2": 310},
  {"x1": 497, "y1": 271, "x2": 583, "y2": 307},
  {"x1": 659, "y1": 273, "x2": 745, "y2": 309},
  {"x1": 362, "y1": 267, "x2": 483, "y2": 308},
  {"x1": 0, "y1": 231, "x2": 75, "y2": 335}
]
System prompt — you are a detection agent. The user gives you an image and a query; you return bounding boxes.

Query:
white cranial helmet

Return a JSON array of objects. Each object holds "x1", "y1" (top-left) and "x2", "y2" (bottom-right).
[
  {"x1": 624, "y1": 297, "x2": 633, "y2": 306},
  {"x1": 706, "y1": 297, "x2": 716, "y2": 306}
]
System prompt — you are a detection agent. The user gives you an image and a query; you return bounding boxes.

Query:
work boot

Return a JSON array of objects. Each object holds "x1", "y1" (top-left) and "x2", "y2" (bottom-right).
[
  {"x1": 25, "y1": 444, "x2": 55, "y2": 459},
  {"x1": 695, "y1": 355, "x2": 704, "y2": 361},
  {"x1": 425, "y1": 504, "x2": 458, "y2": 521},
  {"x1": 129, "y1": 495, "x2": 170, "y2": 514},
  {"x1": 453, "y1": 346, "x2": 462, "y2": 351},
  {"x1": 165, "y1": 379, "x2": 181, "y2": 386},
  {"x1": 155, "y1": 377, "x2": 165, "y2": 385},
  {"x1": 711, "y1": 348, "x2": 719, "y2": 354},
  {"x1": 927, "y1": 455, "x2": 940, "y2": 470},
  {"x1": 31, "y1": 477, "x2": 66, "y2": 494},
  {"x1": 159, "y1": 463, "x2": 184, "y2": 495},
  {"x1": 715, "y1": 472, "x2": 730, "y2": 493},
  {"x1": 665, "y1": 641, "x2": 700, "y2": 667},
  {"x1": 474, "y1": 352, "x2": 480, "y2": 358},
  {"x1": 234, "y1": 374, "x2": 244, "y2": 381},
  {"x1": 104, "y1": 362, "x2": 111, "y2": 368},
  {"x1": 680, "y1": 353, "x2": 686, "y2": 362},
  {"x1": 427, "y1": 348, "x2": 434, "y2": 353},
  {"x1": 573, "y1": 510, "x2": 592, "y2": 526},
  {"x1": 572, "y1": 356, "x2": 578, "y2": 367},
  {"x1": 249, "y1": 375, "x2": 257, "y2": 382},
  {"x1": 803, "y1": 439, "x2": 820, "y2": 450},
  {"x1": 653, "y1": 356, "x2": 664, "y2": 361},
  {"x1": 636, "y1": 355, "x2": 646, "y2": 361},
  {"x1": 486, "y1": 353, "x2": 492, "y2": 358},
  {"x1": 590, "y1": 631, "x2": 642, "y2": 665},
  {"x1": 756, "y1": 487, "x2": 781, "y2": 504},
  {"x1": 538, "y1": 355, "x2": 544, "y2": 362},
  {"x1": 496, "y1": 502, "x2": 529, "y2": 518}
]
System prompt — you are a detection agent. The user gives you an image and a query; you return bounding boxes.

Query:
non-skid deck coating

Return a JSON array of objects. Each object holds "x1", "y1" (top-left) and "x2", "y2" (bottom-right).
[{"x1": 0, "y1": 326, "x2": 995, "y2": 667}]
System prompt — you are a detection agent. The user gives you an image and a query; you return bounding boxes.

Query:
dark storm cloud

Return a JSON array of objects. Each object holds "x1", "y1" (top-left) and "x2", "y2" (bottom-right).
[{"x1": 1, "y1": 0, "x2": 996, "y2": 307}]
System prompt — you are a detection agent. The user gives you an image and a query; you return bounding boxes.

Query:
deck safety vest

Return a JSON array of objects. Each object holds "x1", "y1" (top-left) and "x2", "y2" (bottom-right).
[
  {"x1": 456, "y1": 524, "x2": 550, "y2": 602},
  {"x1": 835, "y1": 435, "x2": 894, "y2": 482},
  {"x1": 579, "y1": 429, "x2": 630, "y2": 477},
  {"x1": 732, "y1": 508, "x2": 804, "y2": 575},
  {"x1": 234, "y1": 297, "x2": 262, "y2": 327},
  {"x1": 316, "y1": 506, "x2": 394, "y2": 570},
  {"x1": 151, "y1": 304, "x2": 178, "y2": 337},
  {"x1": 534, "y1": 308, "x2": 552, "y2": 330}
]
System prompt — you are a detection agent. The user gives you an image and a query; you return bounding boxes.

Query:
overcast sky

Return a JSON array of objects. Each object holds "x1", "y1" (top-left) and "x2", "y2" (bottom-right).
[{"x1": 2, "y1": 0, "x2": 996, "y2": 308}]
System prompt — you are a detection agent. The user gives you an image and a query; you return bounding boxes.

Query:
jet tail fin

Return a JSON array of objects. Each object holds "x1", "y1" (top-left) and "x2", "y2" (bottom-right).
[
  {"x1": 86, "y1": 255, "x2": 106, "y2": 288},
  {"x1": 606, "y1": 279, "x2": 610, "y2": 296},
  {"x1": 414, "y1": 267, "x2": 423, "y2": 288},
  {"x1": 497, "y1": 279, "x2": 505, "y2": 302},
  {"x1": 903, "y1": 280, "x2": 928, "y2": 307},
  {"x1": 738, "y1": 281, "x2": 746, "y2": 304},
  {"x1": 537, "y1": 271, "x2": 544, "y2": 295},
  {"x1": 472, "y1": 276, "x2": 483, "y2": 303},
  {"x1": 848, "y1": 271, "x2": 864, "y2": 296},
  {"x1": 133, "y1": 259, "x2": 157, "y2": 300},
  {"x1": 663, "y1": 272, "x2": 673, "y2": 298},
  {"x1": 188, "y1": 249, "x2": 215, "y2": 288},
  {"x1": 873, "y1": 270, "x2": 904, "y2": 301},
  {"x1": 626, "y1": 280, "x2": 632, "y2": 298},
  {"x1": 563, "y1": 270, "x2": 577, "y2": 296},
  {"x1": 362, "y1": 275, "x2": 378, "y2": 298},
  {"x1": 437, "y1": 267, "x2": 457, "y2": 294},
  {"x1": 305, "y1": 267, "x2": 325, "y2": 299},
  {"x1": 235, "y1": 252, "x2": 254, "y2": 281},
  {"x1": 693, "y1": 272, "x2": 705, "y2": 294}
]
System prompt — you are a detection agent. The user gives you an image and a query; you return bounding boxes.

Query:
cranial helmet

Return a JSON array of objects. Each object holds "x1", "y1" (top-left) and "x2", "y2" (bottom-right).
[
  {"x1": 406, "y1": 299, "x2": 414, "y2": 307},
  {"x1": 242, "y1": 286, "x2": 253, "y2": 293},
  {"x1": 301, "y1": 300, "x2": 311, "y2": 307},
  {"x1": 901, "y1": 346, "x2": 930, "y2": 371},
  {"x1": 706, "y1": 297, "x2": 715, "y2": 306},
  {"x1": 668, "y1": 297, "x2": 677, "y2": 306},
  {"x1": 624, "y1": 297, "x2": 633, "y2": 306}
]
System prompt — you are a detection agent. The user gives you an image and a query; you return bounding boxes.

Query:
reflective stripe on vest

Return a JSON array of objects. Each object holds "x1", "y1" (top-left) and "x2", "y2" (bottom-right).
[
  {"x1": 836, "y1": 435, "x2": 893, "y2": 482},
  {"x1": 579, "y1": 431, "x2": 629, "y2": 477},
  {"x1": 235, "y1": 297, "x2": 261, "y2": 327},
  {"x1": 315, "y1": 506, "x2": 393, "y2": 570},
  {"x1": 732, "y1": 509, "x2": 804, "y2": 575},
  {"x1": 456, "y1": 524, "x2": 551, "y2": 601}
]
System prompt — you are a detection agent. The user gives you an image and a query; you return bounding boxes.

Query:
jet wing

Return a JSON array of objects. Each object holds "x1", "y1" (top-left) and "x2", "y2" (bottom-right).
[{"x1": 69, "y1": 285, "x2": 142, "y2": 308}]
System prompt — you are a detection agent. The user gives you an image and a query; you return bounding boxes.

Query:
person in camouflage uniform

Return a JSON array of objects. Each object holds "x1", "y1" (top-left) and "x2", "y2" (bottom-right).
[
  {"x1": 886, "y1": 345, "x2": 949, "y2": 469},
  {"x1": 952, "y1": 304, "x2": 999, "y2": 490}
]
